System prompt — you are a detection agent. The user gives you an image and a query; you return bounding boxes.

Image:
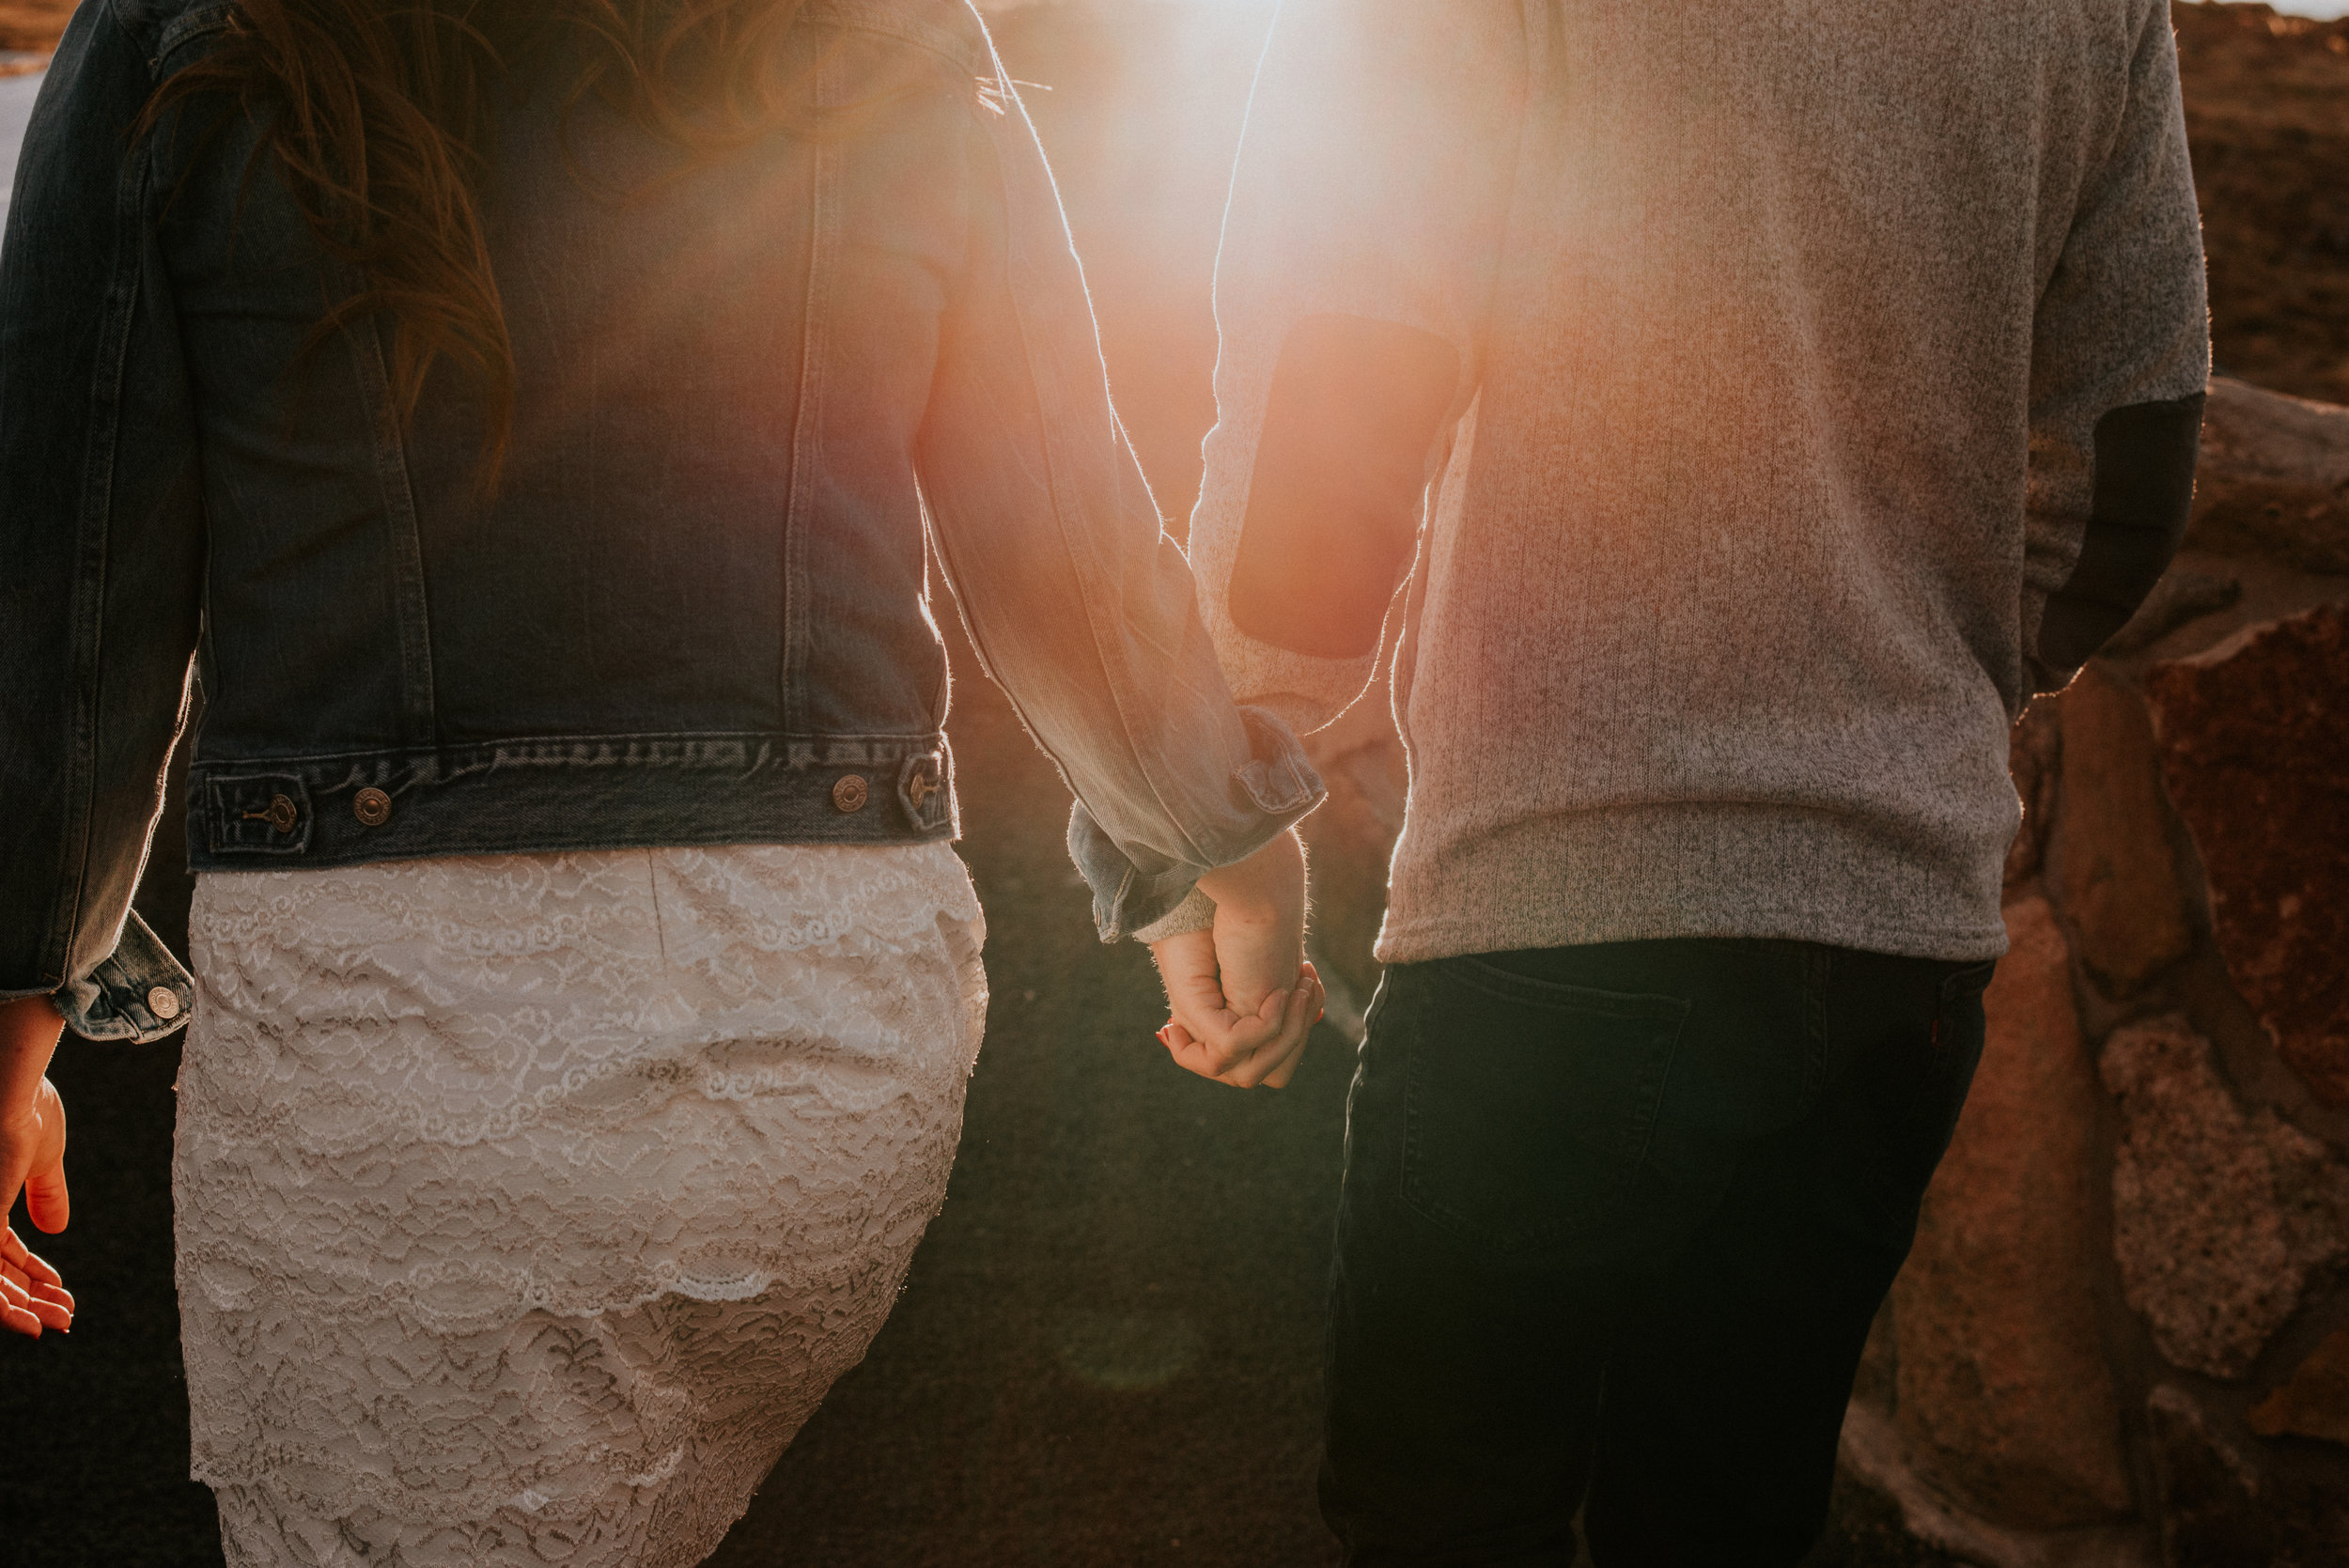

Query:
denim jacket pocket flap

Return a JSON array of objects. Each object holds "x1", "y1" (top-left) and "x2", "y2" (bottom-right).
[
  {"x1": 1231, "y1": 707, "x2": 1320, "y2": 815},
  {"x1": 894, "y1": 749, "x2": 955, "y2": 833},
  {"x1": 205, "y1": 772, "x2": 315, "y2": 855}
]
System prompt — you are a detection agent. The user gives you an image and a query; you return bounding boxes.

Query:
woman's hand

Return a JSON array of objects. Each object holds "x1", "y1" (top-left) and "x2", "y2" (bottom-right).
[
  {"x1": 1148, "y1": 829, "x2": 1325, "y2": 1088},
  {"x1": 3, "y1": 1222, "x2": 72, "y2": 1337},
  {"x1": 0, "y1": 993, "x2": 71, "y2": 1337}
]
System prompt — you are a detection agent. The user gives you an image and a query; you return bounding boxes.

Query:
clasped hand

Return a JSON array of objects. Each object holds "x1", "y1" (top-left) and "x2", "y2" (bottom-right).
[{"x1": 1147, "y1": 829, "x2": 1324, "y2": 1089}]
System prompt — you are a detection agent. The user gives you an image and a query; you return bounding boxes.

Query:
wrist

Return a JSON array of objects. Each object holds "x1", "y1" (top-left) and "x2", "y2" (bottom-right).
[
  {"x1": 1195, "y1": 828, "x2": 1304, "y2": 914},
  {"x1": 0, "y1": 996, "x2": 66, "y2": 1122}
]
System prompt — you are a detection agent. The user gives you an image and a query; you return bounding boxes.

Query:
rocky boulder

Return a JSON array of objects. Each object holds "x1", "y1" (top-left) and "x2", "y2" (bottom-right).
[
  {"x1": 2248, "y1": 1323, "x2": 2349, "y2": 1447},
  {"x1": 2051, "y1": 668, "x2": 2194, "y2": 997},
  {"x1": 0, "y1": 0, "x2": 70, "y2": 56},
  {"x1": 2145, "y1": 603, "x2": 2349, "y2": 1107},
  {"x1": 1889, "y1": 897, "x2": 2131, "y2": 1529},
  {"x1": 2148, "y1": 1383, "x2": 2349, "y2": 1568},
  {"x1": 2186, "y1": 378, "x2": 2349, "y2": 574},
  {"x1": 2101, "y1": 1015, "x2": 2349, "y2": 1378}
]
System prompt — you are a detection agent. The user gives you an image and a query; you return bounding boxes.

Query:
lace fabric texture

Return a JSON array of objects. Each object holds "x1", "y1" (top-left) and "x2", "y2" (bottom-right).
[{"x1": 174, "y1": 843, "x2": 987, "y2": 1567}]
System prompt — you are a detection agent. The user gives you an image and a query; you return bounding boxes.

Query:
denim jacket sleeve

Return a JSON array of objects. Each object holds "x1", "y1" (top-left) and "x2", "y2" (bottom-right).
[
  {"x1": 0, "y1": 0, "x2": 206, "y2": 1041},
  {"x1": 916, "y1": 62, "x2": 1323, "y2": 942}
]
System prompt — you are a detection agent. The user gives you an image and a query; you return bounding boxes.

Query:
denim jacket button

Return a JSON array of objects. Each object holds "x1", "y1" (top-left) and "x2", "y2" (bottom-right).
[
  {"x1": 240, "y1": 793, "x2": 299, "y2": 833},
  {"x1": 147, "y1": 986, "x2": 180, "y2": 1020},
  {"x1": 832, "y1": 775, "x2": 869, "y2": 813},
  {"x1": 353, "y1": 787, "x2": 393, "y2": 827}
]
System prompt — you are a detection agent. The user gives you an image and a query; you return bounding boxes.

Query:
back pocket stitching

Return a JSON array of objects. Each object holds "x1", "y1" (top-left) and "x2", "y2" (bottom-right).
[{"x1": 1400, "y1": 989, "x2": 1688, "y2": 1261}]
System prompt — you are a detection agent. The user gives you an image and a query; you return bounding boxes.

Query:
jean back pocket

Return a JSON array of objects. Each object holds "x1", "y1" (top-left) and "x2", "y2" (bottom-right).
[{"x1": 1401, "y1": 955, "x2": 1689, "y2": 1262}]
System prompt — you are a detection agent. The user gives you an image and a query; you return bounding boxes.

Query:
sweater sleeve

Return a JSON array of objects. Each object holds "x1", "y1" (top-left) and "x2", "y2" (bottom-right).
[
  {"x1": 1188, "y1": 0, "x2": 1527, "y2": 736},
  {"x1": 2021, "y1": 0, "x2": 2211, "y2": 696}
]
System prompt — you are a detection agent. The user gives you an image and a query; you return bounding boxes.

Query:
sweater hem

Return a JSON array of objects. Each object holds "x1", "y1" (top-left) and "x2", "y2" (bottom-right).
[{"x1": 1374, "y1": 906, "x2": 2012, "y2": 968}]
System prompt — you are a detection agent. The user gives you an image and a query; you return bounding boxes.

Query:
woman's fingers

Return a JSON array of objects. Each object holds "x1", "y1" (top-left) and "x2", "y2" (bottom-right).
[
  {"x1": 0, "y1": 1222, "x2": 63, "y2": 1287},
  {"x1": 0, "y1": 1267, "x2": 69, "y2": 1336},
  {"x1": 1158, "y1": 1011, "x2": 1280, "y2": 1080},
  {"x1": 0, "y1": 1285, "x2": 43, "y2": 1337},
  {"x1": 0, "y1": 1226, "x2": 73, "y2": 1333}
]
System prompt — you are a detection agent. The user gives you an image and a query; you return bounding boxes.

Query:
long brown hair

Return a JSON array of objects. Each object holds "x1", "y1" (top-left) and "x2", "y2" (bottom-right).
[{"x1": 140, "y1": 0, "x2": 825, "y2": 480}]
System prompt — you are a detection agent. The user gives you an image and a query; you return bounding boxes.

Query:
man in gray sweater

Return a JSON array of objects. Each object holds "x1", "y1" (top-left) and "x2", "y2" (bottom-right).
[{"x1": 1143, "y1": 0, "x2": 2209, "y2": 1560}]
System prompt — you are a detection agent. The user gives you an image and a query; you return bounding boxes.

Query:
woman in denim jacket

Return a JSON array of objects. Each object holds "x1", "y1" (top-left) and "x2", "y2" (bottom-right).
[{"x1": 0, "y1": 0, "x2": 1321, "y2": 1557}]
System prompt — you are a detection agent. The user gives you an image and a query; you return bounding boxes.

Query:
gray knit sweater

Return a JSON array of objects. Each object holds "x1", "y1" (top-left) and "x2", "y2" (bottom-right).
[{"x1": 1175, "y1": 0, "x2": 2211, "y2": 964}]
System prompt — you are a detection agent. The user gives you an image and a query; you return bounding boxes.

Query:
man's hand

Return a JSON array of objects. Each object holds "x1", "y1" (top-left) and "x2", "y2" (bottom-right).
[
  {"x1": 1148, "y1": 829, "x2": 1325, "y2": 1088},
  {"x1": 0, "y1": 993, "x2": 71, "y2": 1337}
]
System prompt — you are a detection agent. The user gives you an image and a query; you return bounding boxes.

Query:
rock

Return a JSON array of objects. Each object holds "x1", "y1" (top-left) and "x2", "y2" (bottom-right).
[
  {"x1": 2186, "y1": 378, "x2": 2349, "y2": 575},
  {"x1": 2147, "y1": 1385, "x2": 2279, "y2": 1568},
  {"x1": 1852, "y1": 1296, "x2": 1900, "y2": 1412},
  {"x1": 1890, "y1": 897, "x2": 2132, "y2": 1529},
  {"x1": 2052, "y1": 667, "x2": 2193, "y2": 998},
  {"x1": 2145, "y1": 602, "x2": 2349, "y2": 1107},
  {"x1": 1802, "y1": 1473, "x2": 1983, "y2": 1568},
  {"x1": 2100, "y1": 569, "x2": 2242, "y2": 658},
  {"x1": 0, "y1": 0, "x2": 74, "y2": 54},
  {"x1": 2147, "y1": 1384, "x2": 2349, "y2": 1568},
  {"x1": 1826, "y1": 1401, "x2": 2152, "y2": 1568},
  {"x1": 2101, "y1": 1016, "x2": 2349, "y2": 1378},
  {"x1": 1808, "y1": 1431, "x2": 1999, "y2": 1568},
  {"x1": 2248, "y1": 1324, "x2": 2349, "y2": 1446},
  {"x1": 2001, "y1": 702, "x2": 2061, "y2": 896}
]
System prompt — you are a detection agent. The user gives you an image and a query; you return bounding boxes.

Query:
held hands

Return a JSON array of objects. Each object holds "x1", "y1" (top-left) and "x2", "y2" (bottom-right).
[
  {"x1": 1147, "y1": 829, "x2": 1325, "y2": 1089},
  {"x1": 0, "y1": 993, "x2": 73, "y2": 1338}
]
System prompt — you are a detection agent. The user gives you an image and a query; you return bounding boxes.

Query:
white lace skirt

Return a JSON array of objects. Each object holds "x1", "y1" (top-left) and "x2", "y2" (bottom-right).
[{"x1": 173, "y1": 843, "x2": 988, "y2": 1568}]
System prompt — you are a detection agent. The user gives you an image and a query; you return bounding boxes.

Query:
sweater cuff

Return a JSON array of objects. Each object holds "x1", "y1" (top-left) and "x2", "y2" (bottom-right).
[{"x1": 1131, "y1": 886, "x2": 1217, "y2": 945}]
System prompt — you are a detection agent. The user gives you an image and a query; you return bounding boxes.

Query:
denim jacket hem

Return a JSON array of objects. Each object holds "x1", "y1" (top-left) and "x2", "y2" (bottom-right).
[{"x1": 185, "y1": 731, "x2": 957, "y2": 873}]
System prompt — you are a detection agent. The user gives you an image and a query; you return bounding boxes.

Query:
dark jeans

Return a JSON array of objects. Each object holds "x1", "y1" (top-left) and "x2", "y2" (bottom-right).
[{"x1": 1319, "y1": 939, "x2": 1994, "y2": 1567}]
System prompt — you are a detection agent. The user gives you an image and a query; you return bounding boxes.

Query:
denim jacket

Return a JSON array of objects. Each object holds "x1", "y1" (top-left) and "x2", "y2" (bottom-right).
[{"x1": 0, "y1": 0, "x2": 1321, "y2": 1042}]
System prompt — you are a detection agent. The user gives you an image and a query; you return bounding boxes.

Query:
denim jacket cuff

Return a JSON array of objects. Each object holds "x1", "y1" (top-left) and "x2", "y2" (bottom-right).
[
  {"x1": 54, "y1": 910, "x2": 195, "y2": 1043},
  {"x1": 1069, "y1": 706, "x2": 1327, "y2": 943}
]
